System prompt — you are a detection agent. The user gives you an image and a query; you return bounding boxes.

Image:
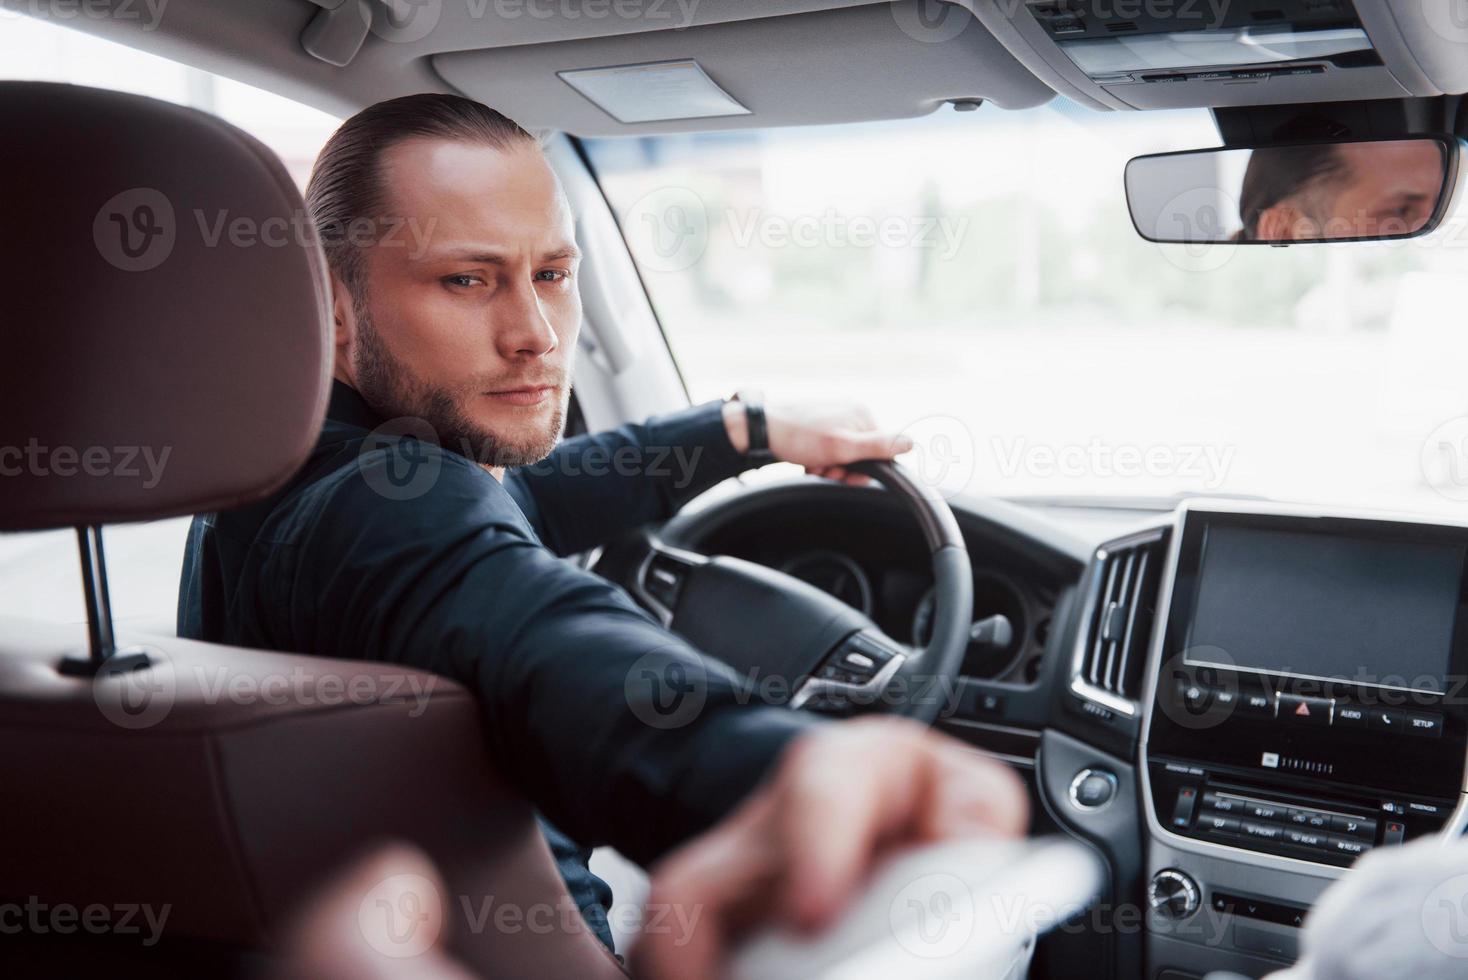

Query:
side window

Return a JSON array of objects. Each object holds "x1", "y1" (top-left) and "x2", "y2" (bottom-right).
[
  {"x1": 0, "y1": 14, "x2": 340, "y2": 627},
  {"x1": 0, "y1": 11, "x2": 338, "y2": 188}
]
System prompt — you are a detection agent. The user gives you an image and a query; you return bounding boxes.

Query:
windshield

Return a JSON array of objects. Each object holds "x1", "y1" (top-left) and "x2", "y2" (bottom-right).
[{"x1": 584, "y1": 103, "x2": 1468, "y2": 516}]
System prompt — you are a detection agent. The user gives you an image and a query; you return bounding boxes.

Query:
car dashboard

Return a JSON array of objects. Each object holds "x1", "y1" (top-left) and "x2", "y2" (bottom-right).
[{"x1": 626, "y1": 482, "x2": 1468, "y2": 979}]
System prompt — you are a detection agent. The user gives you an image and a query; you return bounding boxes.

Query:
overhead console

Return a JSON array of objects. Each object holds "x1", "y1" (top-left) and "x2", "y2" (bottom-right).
[{"x1": 962, "y1": 0, "x2": 1468, "y2": 110}]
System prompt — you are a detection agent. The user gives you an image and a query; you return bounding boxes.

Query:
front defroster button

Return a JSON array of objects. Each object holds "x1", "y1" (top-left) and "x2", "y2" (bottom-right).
[{"x1": 1241, "y1": 821, "x2": 1283, "y2": 842}]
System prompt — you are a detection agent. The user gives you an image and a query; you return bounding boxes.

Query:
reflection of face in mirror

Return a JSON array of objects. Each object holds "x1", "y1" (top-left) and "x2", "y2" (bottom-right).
[{"x1": 1237, "y1": 140, "x2": 1444, "y2": 242}]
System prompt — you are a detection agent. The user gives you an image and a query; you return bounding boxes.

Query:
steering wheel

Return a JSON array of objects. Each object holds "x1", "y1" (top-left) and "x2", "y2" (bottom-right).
[{"x1": 626, "y1": 460, "x2": 973, "y2": 722}]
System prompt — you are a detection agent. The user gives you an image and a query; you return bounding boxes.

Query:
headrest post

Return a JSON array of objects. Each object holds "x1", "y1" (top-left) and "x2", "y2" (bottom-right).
[
  {"x1": 58, "y1": 525, "x2": 153, "y2": 678},
  {"x1": 76, "y1": 525, "x2": 115, "y2": 664}
]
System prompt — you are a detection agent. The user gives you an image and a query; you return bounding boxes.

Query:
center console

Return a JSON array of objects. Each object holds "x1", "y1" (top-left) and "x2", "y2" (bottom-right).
[{"x1": 1139, "y1": 502, "x2": 1468, "y2": 975}]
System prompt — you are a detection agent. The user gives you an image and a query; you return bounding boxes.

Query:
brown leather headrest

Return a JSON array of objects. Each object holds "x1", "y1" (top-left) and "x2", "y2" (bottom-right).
[{"x1": 0, "y1": 82, "x2": 333, "y2": 532}]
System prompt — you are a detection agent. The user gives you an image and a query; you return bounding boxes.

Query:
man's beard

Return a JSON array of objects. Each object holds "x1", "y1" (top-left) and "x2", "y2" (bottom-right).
[{"x1": 352, "y1": 303, "x2": 566, "y2": 468}]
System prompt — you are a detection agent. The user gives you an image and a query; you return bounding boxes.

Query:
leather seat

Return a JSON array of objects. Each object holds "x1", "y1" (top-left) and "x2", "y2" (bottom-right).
[{"x1": 0, "y1": 81, "x2": 625, "y2": 979}]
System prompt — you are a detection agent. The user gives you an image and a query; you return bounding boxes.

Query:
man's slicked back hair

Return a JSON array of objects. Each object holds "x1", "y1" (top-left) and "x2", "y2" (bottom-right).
[
  {"x1": 1237, "y1": 144, "x2": 1347, "y2": 240},
  {"x1": 306, "y1": 93, "x2": 536, "y2": 297}
]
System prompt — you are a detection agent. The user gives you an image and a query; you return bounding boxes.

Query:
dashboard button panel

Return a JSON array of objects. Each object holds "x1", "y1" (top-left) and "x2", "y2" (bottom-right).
[{"x1": 1148, "y1": 761, "x2": 1453, "y2": 867}]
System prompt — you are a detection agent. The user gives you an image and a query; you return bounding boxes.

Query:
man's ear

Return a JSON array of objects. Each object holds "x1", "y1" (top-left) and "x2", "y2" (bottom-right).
[
  {"x1": 1256, "y1": 204, "x2": 1317, "y2": 242},
  {"x1": 330, "y1": 274, "x2": 358, "y2": 385}
]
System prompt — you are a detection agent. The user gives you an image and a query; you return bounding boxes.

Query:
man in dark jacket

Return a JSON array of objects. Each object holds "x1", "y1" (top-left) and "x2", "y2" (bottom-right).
[{"x1": 179, "y1": 93, "x2": 1025, "y2": 972}]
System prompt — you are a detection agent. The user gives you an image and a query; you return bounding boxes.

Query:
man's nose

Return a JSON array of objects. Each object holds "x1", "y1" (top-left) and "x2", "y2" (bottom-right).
[{"x1": 494, "y1": 281, "x2": 560, "y2": 359}]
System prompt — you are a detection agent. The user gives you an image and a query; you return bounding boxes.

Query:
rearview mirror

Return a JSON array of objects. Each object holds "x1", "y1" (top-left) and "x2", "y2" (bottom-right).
[{"x1": 1125, "y1": 137, "x2": 1459, "y2": 245}]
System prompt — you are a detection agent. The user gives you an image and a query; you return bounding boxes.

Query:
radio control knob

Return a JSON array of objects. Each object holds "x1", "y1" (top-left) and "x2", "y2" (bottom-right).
[{"x1": 1148, "y1": 869, "x2": 1200, "y2": 920}]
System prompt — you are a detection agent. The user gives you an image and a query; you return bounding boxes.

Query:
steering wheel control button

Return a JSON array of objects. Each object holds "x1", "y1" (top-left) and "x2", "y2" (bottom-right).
[
  {"x1": 845, "y1": 632, "x2": 896, "y2": 663},
  {"x1": 1147, "y1": 870, "x2": 1200, "y2": 920},
  {"x1": 1068, "y1": 769, "x2": 1118, "y2": 811},
  {"x1": 642, "y1": 550, "x2": 698, "y2": 614},
  {"x1": 1169, "y1": 786, "x2": 1198, "y2": 828}
]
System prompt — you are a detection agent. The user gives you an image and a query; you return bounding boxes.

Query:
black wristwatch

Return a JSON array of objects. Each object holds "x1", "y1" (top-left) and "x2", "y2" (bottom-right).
[{"x1": 732, "y1": 390, "x2": 776, "y2": 465}]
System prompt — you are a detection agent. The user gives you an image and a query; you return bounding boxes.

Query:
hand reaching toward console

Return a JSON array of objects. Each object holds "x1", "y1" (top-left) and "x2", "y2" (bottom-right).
[{"x1": 631, "y1": 718, "x2": 1029, "y2": 979}]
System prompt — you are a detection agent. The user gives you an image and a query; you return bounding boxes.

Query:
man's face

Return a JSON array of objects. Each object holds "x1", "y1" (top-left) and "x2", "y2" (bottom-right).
[
  {"x1": 1324, "y1": 141, "x2": 1444, "y2": 238},
  {"x1": 342, "y1": 137, "x2": 582, "y2": 467},
  {"x1": 1257, "y1": 140, "x2": 1444, "y2": 241}
]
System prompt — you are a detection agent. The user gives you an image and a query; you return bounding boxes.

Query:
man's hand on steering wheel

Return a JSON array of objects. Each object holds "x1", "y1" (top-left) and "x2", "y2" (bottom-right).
[
  {"x1": 633, "y1": 717, "x2": 1029, "y2": 980},
  {"x1": 721, "y1": 398, "x2": 916, "y2": 485}
]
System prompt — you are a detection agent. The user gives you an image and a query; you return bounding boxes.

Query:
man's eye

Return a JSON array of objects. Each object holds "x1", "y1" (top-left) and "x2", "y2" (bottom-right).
[
  {"x1": 443, "y1": 274, "x2": 481, "y2": 288},
  {"x1": 534, "y1": 269, "x2": 570, "y2": 283}
]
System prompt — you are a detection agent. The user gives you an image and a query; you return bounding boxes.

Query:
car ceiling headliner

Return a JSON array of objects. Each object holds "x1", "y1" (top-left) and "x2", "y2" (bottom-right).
[
  {"x1": 13, "y1": 0, "x2": 1058, "y2": 134},
  {"x1": 13, "y1": 0, "x2": 1459, "y2": 136}
]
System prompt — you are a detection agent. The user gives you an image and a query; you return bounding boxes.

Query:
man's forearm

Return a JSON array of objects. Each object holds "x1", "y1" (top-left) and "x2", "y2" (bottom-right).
[{"x1": 508, "y1": 400, "x2": 754, "y2": 556}]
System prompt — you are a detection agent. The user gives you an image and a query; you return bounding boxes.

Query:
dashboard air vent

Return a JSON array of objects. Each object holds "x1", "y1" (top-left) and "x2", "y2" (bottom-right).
[{"x1": 1071, "y1": 529, "x2": 1167, "y2": 716}]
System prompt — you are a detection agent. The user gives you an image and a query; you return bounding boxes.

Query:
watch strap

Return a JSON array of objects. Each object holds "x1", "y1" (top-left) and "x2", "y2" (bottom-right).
[{"x1": 735, "y1": 390, "x2": 776, "y2": 464}]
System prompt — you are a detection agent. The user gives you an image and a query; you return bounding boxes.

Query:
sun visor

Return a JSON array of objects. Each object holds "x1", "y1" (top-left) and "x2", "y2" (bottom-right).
[{"x1": 432, "y1": 1, "x2": 1054, "y2": 136}]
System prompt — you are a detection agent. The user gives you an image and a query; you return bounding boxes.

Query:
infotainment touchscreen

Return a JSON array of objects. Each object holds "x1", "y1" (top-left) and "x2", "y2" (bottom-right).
[
  {"x1": 1183, "y1": 525, "x2": 1465, "y2": 693},
  {"x1": 1147, "y1": 507, "x2": 1468, "y2": 847}
]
